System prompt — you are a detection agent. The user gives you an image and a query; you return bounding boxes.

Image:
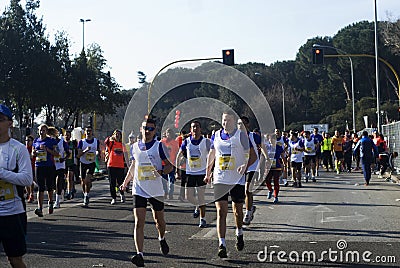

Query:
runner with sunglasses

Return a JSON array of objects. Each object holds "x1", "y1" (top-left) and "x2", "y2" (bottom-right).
[{"x1": 121, "y1": 118, "x2": 172, "y2": 267}]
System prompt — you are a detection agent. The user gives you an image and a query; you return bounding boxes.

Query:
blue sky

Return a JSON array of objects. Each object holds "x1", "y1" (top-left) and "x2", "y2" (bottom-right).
[{"x1": 2, "y1": 0, "x2": 400, "y2": 90}]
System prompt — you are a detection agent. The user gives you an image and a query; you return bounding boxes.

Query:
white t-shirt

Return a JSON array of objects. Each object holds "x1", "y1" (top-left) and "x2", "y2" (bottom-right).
[
  {"x1": 213, "y1": 129, "x2": 247, "y2": 185},
  {"x1": 0, "y1": 139, "x2": 33, "y2": 215},
  {"x1": 131, "y1": 141, "x2": 164, "y2": 198}
]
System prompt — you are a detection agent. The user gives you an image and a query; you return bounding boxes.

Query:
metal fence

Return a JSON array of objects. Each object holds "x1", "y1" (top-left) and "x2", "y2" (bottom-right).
[{"x1": 381, "y1": 121, "x2": 400, "y2": 170}]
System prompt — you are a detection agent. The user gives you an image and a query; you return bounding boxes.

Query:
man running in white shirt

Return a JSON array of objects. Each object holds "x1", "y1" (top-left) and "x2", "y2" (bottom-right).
[
  {"x1": 121, "y1": 118, "x2": 172, "y2": 267},
  {"x1": 176, "y1": 120, "x2": 211, "y2": 228},
  {"x1": 204, "y1": 111, "x2": 256, "y2": 258}
]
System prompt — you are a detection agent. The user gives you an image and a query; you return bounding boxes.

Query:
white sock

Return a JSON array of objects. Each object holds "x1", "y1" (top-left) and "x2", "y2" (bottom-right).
[
  {"x1": 236, "y1": 228, "x2": 243, "y2": 236},
  {"x1": 219, "y1": 238, "x2": 226, "y2": 247},
  {"x1": 84, "y1": 192, "x2": 87, "y2": 197},
  {"x1": 158, "y1": 236, "x2": 164, "y2": 241},
  {"x1": 55, "y1": 194, "x2": 60, "y2": 203},
  {"x1": 137, "y1": 252, "x2": 143, "y2": 256}
]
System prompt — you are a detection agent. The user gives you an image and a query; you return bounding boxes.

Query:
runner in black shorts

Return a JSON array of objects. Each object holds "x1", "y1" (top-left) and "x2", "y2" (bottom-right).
[
  {"x1": 65, "y1": 130, "x2": 79, "y2": 199},
  {"x1": 120, "y1": 118, "x2": 172, "y2": 267},
  {"x1": 177, "y1": 121, "x2": 211, "y2": 228},
  {"x1": 133, "y1": 195, "x2": 164, "y2": 211},
  {"x1": 77, "y1": 126, "x2": 100, "y2": 207},
  {"x1": 311, "y1": 128, "x2": 323, "y2": 176},
  {"x1": 80, "y1": 162, "x2": 96, "y2": 181},
  {"x1": 204, "y1": 112, "x2": 257, "y2": 258}
]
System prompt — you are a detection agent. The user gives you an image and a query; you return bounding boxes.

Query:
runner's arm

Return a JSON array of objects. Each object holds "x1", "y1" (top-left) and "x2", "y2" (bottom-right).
[{"x1": 204, "y1": 148, "x2": 215, "y2": 184}]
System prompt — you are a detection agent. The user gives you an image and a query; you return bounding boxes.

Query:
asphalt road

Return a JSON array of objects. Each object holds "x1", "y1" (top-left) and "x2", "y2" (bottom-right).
[{"x1": 1, "y1": 170, "x2": 400, "y2": 267}]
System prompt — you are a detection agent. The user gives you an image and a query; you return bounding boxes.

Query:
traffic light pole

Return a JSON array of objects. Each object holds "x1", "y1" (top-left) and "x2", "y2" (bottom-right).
[
  {"x1": 147, "y1": 57, "x2": 222, "y2": 114},
  {"x1": 314, "y1": 44, "x2": 355, "y2": 132},
  {"x1": 324, "y1": 54, "x2": 400, "y2": 107}
]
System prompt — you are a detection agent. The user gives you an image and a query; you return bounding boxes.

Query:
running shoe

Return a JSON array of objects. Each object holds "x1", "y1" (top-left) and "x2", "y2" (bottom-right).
[
  {"x1": 110, "y1": 199, "x2": 116, "y2": 205},
  {"x1": 34, "y1": 208, "x2": 43, "y2": 217},
  {"x1": 284, "y1": 181, "x2": 289, "y2": 187},
  {"x1": 48, "y1": 202, "x2": 54, "y2": 214},
  {"x1": 121, "y1": 195, "x2": 126, "y2": 203},
  {"x1": 160, "y1": 239, "x2": 169, "y2": 255},
  {"x1": 193, "y1": 209, "x2": 200, "y2": 218},
  {"x1": 292, "y1": 182, "x2": 298, "y2": 187},
  {"x1": 54, "y1": 201, "x2": 60, "y2": 209},
  {"x1": 130, "y1": 253, "x2": 144, "y2": 267},
  {"x1": 243, "y1": 214, "x2": 251, "y2": 225},
  {"x1": 199, "y1": 219, "x2": 207, "y2": 228},
  {"x1": 273, "y1": 197, "x2": 279, "y2": 204},
  {"x1": 312, "y1": 176, "x2": 316, "y2": 182},
  {"x1": 298, "y1": 182, "x2": 302, "y2": 188},
  {"x1": 267, "y1": 191, "x2": 273, "y2": 199},
  {"x1": 218, "y1": 245, "x2": 228, "y2": 258},
  {"x1": 236, "y1": 234, "x2": 244, "y2": 251},
  {"x1": 83, "y1": 195, "x2": 89, "y2": 207}
]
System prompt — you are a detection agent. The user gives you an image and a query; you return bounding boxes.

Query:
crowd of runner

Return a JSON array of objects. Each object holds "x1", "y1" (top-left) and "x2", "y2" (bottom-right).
[{"x1": 2, "y1": 102, "x2": 397, "y2": 267}]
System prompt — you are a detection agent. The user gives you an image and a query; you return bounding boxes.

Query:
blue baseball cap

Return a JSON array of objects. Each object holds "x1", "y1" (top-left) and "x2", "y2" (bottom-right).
[{"x1": 0, "y1": 104, "x2": 12, "y2": 120}]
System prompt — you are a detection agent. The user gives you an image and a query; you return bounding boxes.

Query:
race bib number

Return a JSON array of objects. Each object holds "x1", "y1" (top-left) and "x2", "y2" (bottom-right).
[
  {"x1": 306, "y1": 147, "x2": 313, "y2": 153},
  {"x1": 138, "y1": 164, "x2": 157, "y2": 181},
  {"x1": 270, "y1": 159, "x2": 277, "y2": 168},
  {"x1": 86, "y1": 152, "x2": 95, "y2": 162},
  {"x1": 54, "y1": 154, "x2": 62, "y2": 163},
  {"x1": 189, "y1": 156, "x2": 201, "y2": 169},
  {"x1": 36, "y1": 150, "x2": 47, "y2": 162},
  {"x1": 219, "y1": 155, "x2": 235, "y2": 171},
  {"x1": 0, "y1": 180, "x2": 15, "y2": 201}
]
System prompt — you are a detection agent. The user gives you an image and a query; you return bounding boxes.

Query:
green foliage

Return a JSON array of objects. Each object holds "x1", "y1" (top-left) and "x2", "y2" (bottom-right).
[{"x1": 0, "y1": 0, "x2": 127, "y2": 129}]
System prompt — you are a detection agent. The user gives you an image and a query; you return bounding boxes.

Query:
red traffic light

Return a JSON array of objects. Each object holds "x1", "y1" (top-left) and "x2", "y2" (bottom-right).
[
  {"x1": 222, "y1": 49, "x2": 234, "y2": 66},
  {"x1": 312, "y1": 48, "x2": 324, "y2": 64}
]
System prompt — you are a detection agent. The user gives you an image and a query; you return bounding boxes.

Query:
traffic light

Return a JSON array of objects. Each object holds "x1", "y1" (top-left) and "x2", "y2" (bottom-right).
[
  {"x1": 312, "y1": 48, "x2": 324, "y2": 64},
  {"x1": 222, "y1": 49, "x2": 234, "y2": 66},
  {"x1": 174, "y1": 110, "x2": 180, "y2": 129}
]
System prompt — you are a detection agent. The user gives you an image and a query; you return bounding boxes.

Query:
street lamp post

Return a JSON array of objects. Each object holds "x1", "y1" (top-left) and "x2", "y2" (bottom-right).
[
  {"x1": 80, "y1": 18, "x2": 91, "y2": 50},
  {"x1": 313, "y1": 44, "x2": 355, "y2": 133},
  {"x1": 373, "y1": 0, "x2": 381, "y2": 132}
]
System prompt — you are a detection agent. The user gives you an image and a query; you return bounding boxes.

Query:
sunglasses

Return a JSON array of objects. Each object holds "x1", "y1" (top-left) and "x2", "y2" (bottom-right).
[{"x1": 143, "y1": 126, "x2": 155, "y2": 131}]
